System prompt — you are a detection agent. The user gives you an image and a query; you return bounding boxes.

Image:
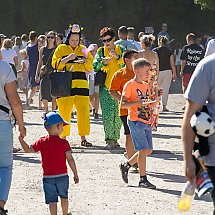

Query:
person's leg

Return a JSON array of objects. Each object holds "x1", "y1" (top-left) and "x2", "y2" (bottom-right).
[
  {"x1": 120, "y1": 116, "x2": 135, "y2": 158},
  {"x1": 161, "y1": 70, "x2": 172, "y2": 111},
  {"x1": 206, "y1": 166, "x2": 215, "y2": 214},
  {"x1": 56, "y1": 175, "x2": 69, "y2": 215},
  {"x1": 60, "y1": 198, "x2": 68, "y2": 215},
  {"x1": 126, "y1": 134, "x2": 136, "y2": 159},
  {"x1": 0, "y1": 121, "x2": 13, "y2": 211},
  {"x1": 112, "y1": 99, "x2": 122, "y2": 144},
  {"x1": 52, "y1": 97, "x2": 57, "y2": 111},
  {"x1": 42, "y1": 99, "x2": 49, "y2": 113},
  {"x1": 99, "y1": 86, "x2": 116, "y2": 145},
  {"x1": 49, "y1": 203, "x2": 57, "y2": 215},
  {"x1": 89, "y1": 95, "x2": 95, "y2": 111},
  {"x1": 57, "y1": 97, "x2": 74, "y2": 138},
  {"x1": 43, "y1": 177, "x2": 58, "y2": 215},
  {"x1": 27, "y1": 86, "x2": 37, "y2": 105},
  {"x1": 74, "y1": 96, "x2": 90, "y2": 143},
  {"x1": 94, "y1": 92, "x2": 100, "y2": 113}
]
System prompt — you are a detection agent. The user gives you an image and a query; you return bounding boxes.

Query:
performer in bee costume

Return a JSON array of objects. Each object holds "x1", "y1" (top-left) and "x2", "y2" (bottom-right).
[{"x1": 52, "y1": 24, "x2": 93, "y2": 146}]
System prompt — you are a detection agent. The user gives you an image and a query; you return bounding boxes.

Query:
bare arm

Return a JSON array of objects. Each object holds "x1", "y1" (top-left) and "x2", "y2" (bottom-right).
[
  {"x1": 18, "y1": 136, "x2": 34, "y2": 153},
  {"x1": 170, "y1": 54, "x2": 177, "y2": 81},
  {"x1": 35, "y1": 46, "x2": 44, "y2": 79},
  {"x1": 61, "y1": 53, "x2": 76, "y2": 65},
  {"x1": 182, "y1": 99, "x2": 203, "y2": 183},
  {"x1": 5, "y1": 81, "x2": 26, "y2": 137},
  {"x1": 66, "y1": 152, "x2": 79, "y2": 183},
  {"x1": 120, "y1": 95, "x2": 142, "y2": 109},
  {"x1": 110, "y1": 90, "x2": 121, "y2": 102},
  {"x1": 14, "y1": 56, "x2": 18, "y2": 67},
  {"x1": 180, "y1": 60, "x2": 186, "y2": 76}
]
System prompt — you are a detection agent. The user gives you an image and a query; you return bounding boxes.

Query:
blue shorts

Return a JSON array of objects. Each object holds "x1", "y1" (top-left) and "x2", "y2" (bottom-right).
[
  {"x1": 43, "y1": 175, "x2": 69, "y2": 204},
  {"x1": 128, "y1": 120, "x2": 153, "y2": 151}
]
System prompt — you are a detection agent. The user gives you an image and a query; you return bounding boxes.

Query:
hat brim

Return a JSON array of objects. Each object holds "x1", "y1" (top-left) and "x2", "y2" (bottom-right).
[{"x1": 63, "y1": 121, "x2": 71, "y2": 127}]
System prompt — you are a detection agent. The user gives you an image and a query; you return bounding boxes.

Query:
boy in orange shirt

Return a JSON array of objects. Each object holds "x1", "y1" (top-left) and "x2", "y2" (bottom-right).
[
  {"x1": 110, "y1": 49, "x2": 138, "y2": 158},
  {"x1": 119, "y1": 58, "x2": 159, "y2": 188}
]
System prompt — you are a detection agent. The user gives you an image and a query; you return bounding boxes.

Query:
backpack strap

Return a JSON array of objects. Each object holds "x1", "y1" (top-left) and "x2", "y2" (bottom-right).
[{"x1": 0, "y1": 105, "x2": 9, "y2": 114}]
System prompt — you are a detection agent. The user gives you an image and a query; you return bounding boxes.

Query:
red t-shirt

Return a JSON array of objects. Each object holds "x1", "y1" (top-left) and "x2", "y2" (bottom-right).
[{"x1": 31, "y1": 135, "x2": 71, "y2": 176}]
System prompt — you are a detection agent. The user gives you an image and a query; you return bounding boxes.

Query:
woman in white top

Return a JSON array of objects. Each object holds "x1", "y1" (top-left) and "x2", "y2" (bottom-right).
[
  {"x1": 13, "y1": 37, "x2": 25, "y2": 87},
  {"x1": 1, "y1": 39, "x2": 18, "y2": 77}
]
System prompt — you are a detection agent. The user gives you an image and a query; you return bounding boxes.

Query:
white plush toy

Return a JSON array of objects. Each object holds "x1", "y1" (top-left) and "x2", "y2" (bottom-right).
[{"x1": 190, "y1": 107, "x2": 215, "y2": 156}]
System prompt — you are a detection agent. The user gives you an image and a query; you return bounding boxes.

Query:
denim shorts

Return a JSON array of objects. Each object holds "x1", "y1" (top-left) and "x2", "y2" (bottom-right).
[
  {"x1": 128, "y1": 120, "x2": 153, "y2": 151},
  {"x1": 0, "y1": 120, "x2": 13, "y2": 202},
  {"x1": 43, "y1": 175, "x2": 69, "y2": 204}
]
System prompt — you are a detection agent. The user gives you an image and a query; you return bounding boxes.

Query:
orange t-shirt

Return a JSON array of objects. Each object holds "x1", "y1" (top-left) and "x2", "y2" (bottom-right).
[
  {"x1": 109, "y1": 67, "x2": 134, "y2": 116},
  {"x1": 122, "y1": 80, "x2": 151, "y2": 124}
]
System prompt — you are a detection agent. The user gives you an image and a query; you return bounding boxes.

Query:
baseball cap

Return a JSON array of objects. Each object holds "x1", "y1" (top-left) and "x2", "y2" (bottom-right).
[
  {"x1": 44, "y1": 111, "x2": 70, "y2": 128},
  {"x1": 0, "y1": 34, "x2": 6, "y2": 38}
]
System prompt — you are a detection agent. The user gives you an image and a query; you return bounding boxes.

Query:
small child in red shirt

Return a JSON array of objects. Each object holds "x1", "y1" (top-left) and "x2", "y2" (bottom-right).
[{"x1": 19, "y1": 111, "x2": 79, "y2": 215}]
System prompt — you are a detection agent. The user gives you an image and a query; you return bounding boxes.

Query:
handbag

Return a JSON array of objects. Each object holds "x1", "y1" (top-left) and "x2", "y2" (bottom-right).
[
  {"x1": 49, "y1": 61, "x2": 73, "y2": 98},
  {"x1": 94, "y1": 47, "x2": 107, "y2": 86}
]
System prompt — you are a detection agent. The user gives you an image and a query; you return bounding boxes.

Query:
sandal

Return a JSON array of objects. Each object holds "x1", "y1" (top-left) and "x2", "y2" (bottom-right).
[
  {"x1": 81, "y1": 140, "x2": 92, "y2": 147},
  {"x1": 13, "y1": 147, "x2": 21, "y2": 153}
]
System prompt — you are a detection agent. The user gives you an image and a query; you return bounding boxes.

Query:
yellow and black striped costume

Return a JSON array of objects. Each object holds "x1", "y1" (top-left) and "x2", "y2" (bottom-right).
[{"x1": 52, "y1": 44, "x2": 93, "y2": 137}]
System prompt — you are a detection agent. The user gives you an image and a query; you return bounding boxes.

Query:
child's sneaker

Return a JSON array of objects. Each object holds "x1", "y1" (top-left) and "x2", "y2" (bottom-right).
[
  {"x1": 0, "y1": 207, "x2": 8, "y2": 215},
  {"x1": 138, "y1": 180, "x2": 156, "y2": 189},
  {"x1": 119, "y1": 162, "x2": 129, "y2": 183}
]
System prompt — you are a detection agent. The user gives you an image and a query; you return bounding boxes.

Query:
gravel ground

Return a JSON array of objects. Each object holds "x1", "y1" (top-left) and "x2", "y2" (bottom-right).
[{"x1": 7, "y1": 80, "x2": 214, "y2": 215}]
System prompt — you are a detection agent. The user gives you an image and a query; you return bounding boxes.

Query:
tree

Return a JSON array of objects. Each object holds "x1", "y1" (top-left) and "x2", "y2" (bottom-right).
[{"x1": 194, "y1": 0, "x2": 215, "y2": 10}]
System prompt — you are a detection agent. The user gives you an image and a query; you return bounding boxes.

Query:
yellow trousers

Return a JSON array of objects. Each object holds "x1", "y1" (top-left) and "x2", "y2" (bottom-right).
[{"x1": 57, "y1": 95, "x2": 90, "y2": 137}]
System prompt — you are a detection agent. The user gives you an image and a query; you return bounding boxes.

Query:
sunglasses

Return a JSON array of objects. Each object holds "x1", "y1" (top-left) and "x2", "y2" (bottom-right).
[
  {"x1": 102, "y1": 37, "x2": 113, "y2": 43},
  {"x1": 47, "y1": 36, "x2": 55, "y2": 39}
]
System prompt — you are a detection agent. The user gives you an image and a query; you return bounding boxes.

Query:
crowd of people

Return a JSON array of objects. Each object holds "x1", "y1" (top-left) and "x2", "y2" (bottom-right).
[{"x1": 1, "y1": 22, "x2": 215, "y2": 214}]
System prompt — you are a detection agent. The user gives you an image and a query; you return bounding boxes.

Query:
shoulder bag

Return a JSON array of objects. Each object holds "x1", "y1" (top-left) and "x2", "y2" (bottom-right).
[
  {"x1": 94, "y1": 47, "x2": 107, "y2": 86},
  {"x1": 49, "y1": 61, "x2": 73, "y2": 98}
]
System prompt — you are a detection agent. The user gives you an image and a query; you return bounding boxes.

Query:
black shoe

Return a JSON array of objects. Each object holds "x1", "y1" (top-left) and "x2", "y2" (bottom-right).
[
  {"x1": 138, "y1": 180, "x2": 156, "y2": 189},
  {"x1": 0, "y1": 207, "x2": 8, "y2": 215},
  {"x1": 119, "y1": 163, "x2": 129, "y2": 183}
]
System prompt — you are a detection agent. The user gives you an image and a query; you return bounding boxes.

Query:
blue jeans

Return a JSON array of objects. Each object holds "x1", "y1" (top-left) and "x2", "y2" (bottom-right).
[
  {"x1": 0, "y1": 120, "x2": 13, "y2": 202},
  {"x1": 128, "y1": 120, "x2": 153, "y2": 151}
]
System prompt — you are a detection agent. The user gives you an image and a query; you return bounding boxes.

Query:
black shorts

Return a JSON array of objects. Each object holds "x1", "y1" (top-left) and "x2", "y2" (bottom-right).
[{"x1": 120, "y1": 115, "x2": 130, "y2": 135}]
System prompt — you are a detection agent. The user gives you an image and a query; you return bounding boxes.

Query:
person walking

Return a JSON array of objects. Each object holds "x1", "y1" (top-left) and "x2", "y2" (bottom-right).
[
  {"x1": 35, "y1": 31, "x2": 57, "y2": 114},
  {"x1": 27, "y1": 34, "x2": 45, "y2": 108},
  {"x1": 153, "y1": 36, "x2": 177, "y2": 112},
  {"x1": 13, "y1": 37, "x2": 25, "y2": 88},
  {"x1": 110, "y1": 49, "x2": 138, "y2": 158},
  {"x1": 119, "y1": 58, "x2": 159, "y2": 188},
  {"x1": 180, "y1": 33, "x2": 204, "y2": 95},
  {"x1": 19, "y1": 112, "x2": 78, "y2": 215},
  {"x1": 139, "y1": 34, "x2": 160, "y2": 130},
  {"x1": 0, "y1": 45, "x2": 26, "y2": 215},
  {"x1": 52, "y1": 24, "x2": 93, "y2": 146},
  {"x1": 182, "y1": 53, "x2": 215, "y2": 215},
  {"x1": 93, "y1": 27, "x2": 125, "y2": 149},
  {"x1": 1, "y1": 39, "x2": 18, "y2": 77}
]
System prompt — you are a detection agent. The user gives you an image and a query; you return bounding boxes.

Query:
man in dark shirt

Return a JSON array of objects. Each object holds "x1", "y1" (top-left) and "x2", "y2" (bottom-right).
[{"x1": 180, "y1": 33, "x2": 204, "y2": 94}]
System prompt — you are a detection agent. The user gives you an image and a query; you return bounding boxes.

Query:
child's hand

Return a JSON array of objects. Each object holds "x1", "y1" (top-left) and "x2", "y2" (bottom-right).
[{"x1": 74, "y1": 174, "x2": 79, "y2": 184}]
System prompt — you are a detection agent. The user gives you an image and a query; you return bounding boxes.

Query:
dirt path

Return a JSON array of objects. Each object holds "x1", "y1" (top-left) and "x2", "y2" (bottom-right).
[{"x1": 8, "y1": 85, "x2": 213, "y2": 215}]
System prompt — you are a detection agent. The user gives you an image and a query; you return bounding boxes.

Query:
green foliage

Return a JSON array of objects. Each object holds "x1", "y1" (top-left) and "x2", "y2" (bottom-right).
[{"x1": 194, "y1": 0, "x2": 215, "y2": 10}]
